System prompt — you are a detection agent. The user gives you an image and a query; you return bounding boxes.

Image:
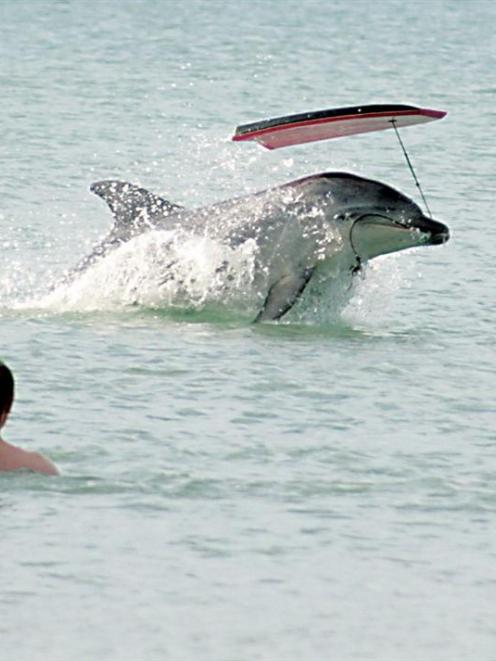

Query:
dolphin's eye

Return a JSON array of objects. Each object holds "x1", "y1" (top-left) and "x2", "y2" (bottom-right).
[{"x1": 333, "y1": 213, "x2": 347, "y2": 222}]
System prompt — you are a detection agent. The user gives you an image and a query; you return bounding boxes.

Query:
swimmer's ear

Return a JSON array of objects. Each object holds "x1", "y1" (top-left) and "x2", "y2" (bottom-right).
[{"x1": 90, "y1": 180, "x2": 183, "y2": 229}]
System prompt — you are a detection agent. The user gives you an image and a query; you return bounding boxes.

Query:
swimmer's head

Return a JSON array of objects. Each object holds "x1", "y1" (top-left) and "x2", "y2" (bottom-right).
[{"x1": 0, "y1": 362, "x2": 14, "y2": 428}]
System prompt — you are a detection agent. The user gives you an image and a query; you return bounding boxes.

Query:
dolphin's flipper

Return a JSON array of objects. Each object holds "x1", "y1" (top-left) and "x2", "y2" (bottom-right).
[
  {"x1": 255, "y1": 268, "x2": 314, "y2": 322},
  {"x1": 91, "y1": 180, "x2": 183, "y2": 239}
]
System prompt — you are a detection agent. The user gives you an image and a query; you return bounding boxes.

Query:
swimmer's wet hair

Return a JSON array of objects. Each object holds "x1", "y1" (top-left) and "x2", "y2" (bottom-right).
[{"x1": 0, "y1": 362, "x2": 14, "y2": 417}]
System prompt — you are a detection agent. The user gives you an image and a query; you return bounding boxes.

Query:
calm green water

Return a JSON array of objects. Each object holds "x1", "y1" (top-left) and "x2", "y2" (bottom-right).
[{"x1": 1, "y1": 1, "x2": 495, "y2": 659}]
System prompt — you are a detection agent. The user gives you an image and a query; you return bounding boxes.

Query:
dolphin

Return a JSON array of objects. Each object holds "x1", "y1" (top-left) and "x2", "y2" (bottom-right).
[{"x1": 83, "y1": 172, "x2": 449, "y2": 321}]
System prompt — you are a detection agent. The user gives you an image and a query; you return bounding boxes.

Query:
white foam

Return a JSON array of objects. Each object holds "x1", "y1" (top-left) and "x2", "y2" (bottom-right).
[{"x1": 31, "y1": 230, "x2": 259, "y2": 317}]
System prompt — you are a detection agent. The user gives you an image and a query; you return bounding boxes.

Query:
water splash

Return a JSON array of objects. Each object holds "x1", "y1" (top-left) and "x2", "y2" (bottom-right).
[
  {"x1": 4, "y1": 224, "x2": 417, "y2": 329},
  {"x1": 26, "y1": 229, "x2": 259, "y2": 318}
]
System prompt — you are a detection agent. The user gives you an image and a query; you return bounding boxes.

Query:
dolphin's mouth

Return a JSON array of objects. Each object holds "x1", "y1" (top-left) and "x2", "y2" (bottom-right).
[{"x1": 350, "y1": 214, "x2": 450, "y2": 261}]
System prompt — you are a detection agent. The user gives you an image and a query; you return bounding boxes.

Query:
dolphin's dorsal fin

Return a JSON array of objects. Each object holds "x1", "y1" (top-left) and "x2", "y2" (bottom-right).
[{"x1": 90, "y1": 180, "x2": 183, "y2": 235}]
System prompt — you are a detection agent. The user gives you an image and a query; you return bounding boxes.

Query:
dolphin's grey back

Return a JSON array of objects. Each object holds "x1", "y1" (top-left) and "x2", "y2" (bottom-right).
[
  {"x1": 90, "y1": 171, "x2": 397, "y2": 243},
  {"x1": 90, "y1": 171, "x2": 420, "y2": 240}
]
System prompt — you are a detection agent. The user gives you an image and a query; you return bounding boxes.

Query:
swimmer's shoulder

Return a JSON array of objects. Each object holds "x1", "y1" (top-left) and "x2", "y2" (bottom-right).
[{"x1": 0, "y1": 439, "x2": 58, "y2": 475}]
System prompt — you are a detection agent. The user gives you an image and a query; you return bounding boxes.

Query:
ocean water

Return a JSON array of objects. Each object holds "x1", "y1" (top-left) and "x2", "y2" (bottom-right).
[{"x1": 1, "y1": 1, "x2": 495, "y2": 659}]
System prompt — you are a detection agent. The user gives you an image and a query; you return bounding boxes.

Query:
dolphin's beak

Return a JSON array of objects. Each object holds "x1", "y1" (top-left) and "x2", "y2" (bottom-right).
[
  {"x1": 418, "y1": 215, "x2": 450, "y2": 245},
  {"x1": 351, "y1": 214, "x2": 450, "y2": 260}
]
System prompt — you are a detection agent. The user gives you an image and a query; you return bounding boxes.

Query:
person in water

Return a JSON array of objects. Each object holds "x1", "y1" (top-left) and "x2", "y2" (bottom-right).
[{"x1": 0, "y1": 362, "x2": 58, "y2": 475}]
